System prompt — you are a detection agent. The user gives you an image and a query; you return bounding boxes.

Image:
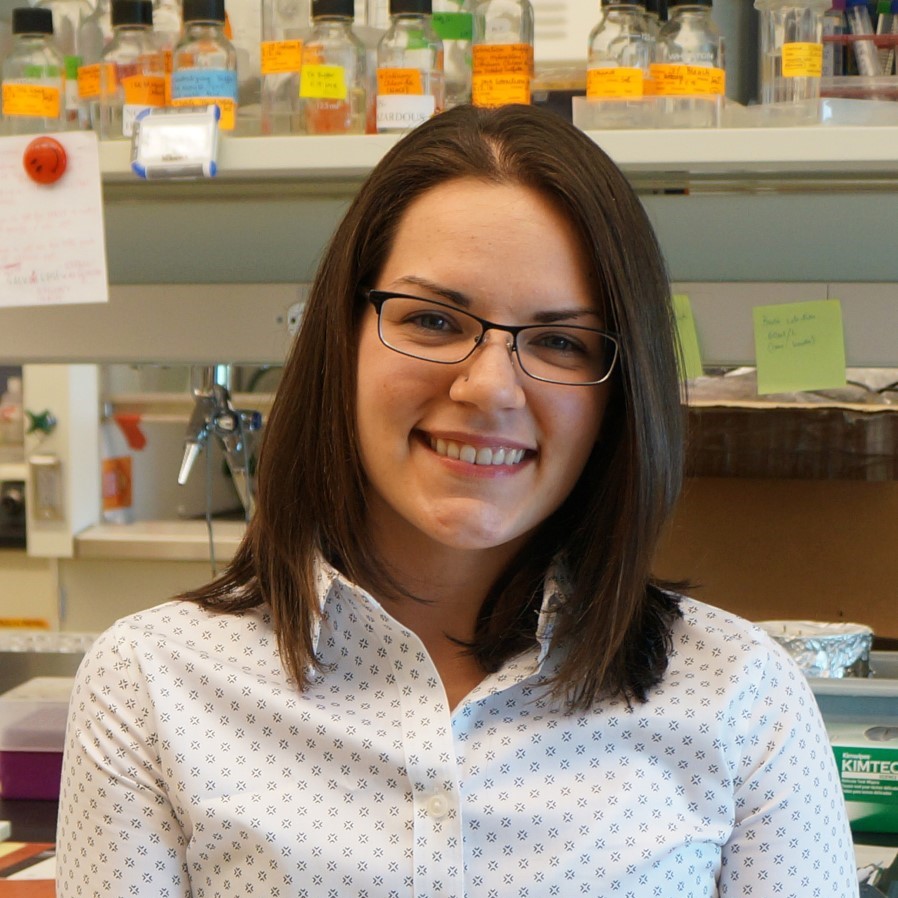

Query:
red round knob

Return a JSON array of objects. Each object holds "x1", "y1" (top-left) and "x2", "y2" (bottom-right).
[{"x1": 23, "y1": 136, "x2": 68, "y2": 185}]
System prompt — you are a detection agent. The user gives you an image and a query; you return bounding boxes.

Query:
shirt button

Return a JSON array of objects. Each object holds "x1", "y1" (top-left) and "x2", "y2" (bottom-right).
[{"x1": 426, "y1": 794, "x2": 449, "y2": 819}]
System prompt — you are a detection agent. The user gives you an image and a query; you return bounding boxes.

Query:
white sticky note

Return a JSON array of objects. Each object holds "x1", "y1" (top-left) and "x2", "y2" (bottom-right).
[{"x1": 0, "y1": 131, "x2": 108, "y2": 308}]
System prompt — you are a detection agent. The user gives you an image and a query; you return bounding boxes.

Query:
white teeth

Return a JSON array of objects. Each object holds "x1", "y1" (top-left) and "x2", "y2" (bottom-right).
[
  {"x1": 475, "y1": 447, "x2": 493, "y2": 465},
  {"x1": 429, "y1": 438, "x2": 526, "y2": 466}
]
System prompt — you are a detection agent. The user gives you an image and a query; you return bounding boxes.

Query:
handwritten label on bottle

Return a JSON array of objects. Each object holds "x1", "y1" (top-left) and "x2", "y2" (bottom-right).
[
  {"x1": 432, "y1": 11, "x2": 473, "y2": 41},
  {"x1": 649, "y1": 63, "x2": 725, "y2": 96},
  {"x1": 300, "y1": 65, "x2": 348, "y2": 100},
  {"x1": 1, "y1": 83, "x2": 61, "y2": 118},
  {"x1": 122, "y1": 74, "x2": 166, "y2": 106},
  {"x1": 782, "y1": 42, "x2": 823, "y2": 78},
  {"x1": 261, "y1": 39, "x2": 303, "y2": 75},
  {"x1": 472, "y1": 44, "x2": 532, "y2": 106},
  {"x1": 377, "y1": 67, "x2": 424, "y2": 95},
  {"x1": 171, "y1": 68, "x2": 238, "y2": 129},
  {"x1": 586, "y1": 67, "x2": 644, "y2": 99},
  {"x1": 77, "y1": 63, "x2": 117, "y2": 99},
  {"x1": 122, "y1": 74, "x2": 166, "y2": 135}
]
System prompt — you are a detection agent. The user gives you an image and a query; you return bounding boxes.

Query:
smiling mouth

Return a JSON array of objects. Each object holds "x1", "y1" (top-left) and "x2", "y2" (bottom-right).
[{"x1": 429, "y1": 437, "x2": 527, "y2": 466}]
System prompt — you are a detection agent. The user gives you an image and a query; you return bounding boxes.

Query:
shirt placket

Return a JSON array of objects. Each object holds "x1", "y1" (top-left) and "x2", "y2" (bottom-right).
[{"x1": 383, "y1": 622, "x2": 465, "y2": 898}]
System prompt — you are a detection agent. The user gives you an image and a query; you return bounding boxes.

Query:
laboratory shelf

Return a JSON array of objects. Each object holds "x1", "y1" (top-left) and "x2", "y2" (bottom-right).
[
  {"x1": 97, "y1": 127, "x2": 898, "y2": 190},
  {"x1": 74, "y1": 520, "x2": 245, "y2": 562}
]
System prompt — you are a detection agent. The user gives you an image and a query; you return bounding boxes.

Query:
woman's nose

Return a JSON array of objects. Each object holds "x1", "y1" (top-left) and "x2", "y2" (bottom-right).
[{"x1": 449, "y1": 329, "x2": 526, "y2": 410}]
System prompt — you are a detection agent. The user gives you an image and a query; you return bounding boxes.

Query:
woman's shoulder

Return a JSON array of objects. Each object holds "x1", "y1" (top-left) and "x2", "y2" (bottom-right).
[
  {"x1": 663, "y1": 595, "x2": 796, "y2": 692},
  {"x1": 82, "y1": 599, "x2": 278, "y2": 672},
  {"x1": 673, "y1": 595, "x2": 769, "y2": 645}
]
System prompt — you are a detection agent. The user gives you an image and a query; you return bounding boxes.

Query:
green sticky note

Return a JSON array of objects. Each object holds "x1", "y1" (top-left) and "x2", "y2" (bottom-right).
[
  {"x1": 672, "y1": 293, "x2": 704, "y2": 381},
  {"x1": 752, "y1": 299, "x2": 847, "y2": 395}
]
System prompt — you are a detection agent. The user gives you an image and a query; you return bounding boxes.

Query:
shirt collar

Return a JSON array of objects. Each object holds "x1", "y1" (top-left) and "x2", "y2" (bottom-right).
[{"x1": 313, "y1": 554, "x2": 570, "y2": 668}]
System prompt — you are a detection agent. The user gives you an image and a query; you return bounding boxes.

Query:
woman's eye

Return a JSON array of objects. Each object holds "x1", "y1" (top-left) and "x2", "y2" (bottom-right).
[
  {"x1": 534, "y1": 332, "x2": 587, "y2": 355},
  {"x1": 405, "y1": 311, "x2": 459, "y2": 333}
]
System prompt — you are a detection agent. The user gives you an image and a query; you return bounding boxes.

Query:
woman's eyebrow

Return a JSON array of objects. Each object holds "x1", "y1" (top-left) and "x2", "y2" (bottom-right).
[
  {"x1": 392, "y1": 275, "x2": 471, "y2": 308},
  {"x1": 533, "y1": 308, "x2": 603, "y2": 324},
  {"x1": 392, "y1": 276, "x2": 602, "y2": 325}
]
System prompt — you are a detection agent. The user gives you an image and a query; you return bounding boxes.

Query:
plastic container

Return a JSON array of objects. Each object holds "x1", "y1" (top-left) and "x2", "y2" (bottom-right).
[
  {"x1": 821, "y1": 73, "x2": 898, "y2": 99},
  {"x1": 0, "y1": 375, "x2": 24, "y2": 448},
  {"x1": 0, "y1": 676, "x2": 74, "y2": 801},
  {"x1": 755, "y1": 0, "x2": 829, "y2": 104}
]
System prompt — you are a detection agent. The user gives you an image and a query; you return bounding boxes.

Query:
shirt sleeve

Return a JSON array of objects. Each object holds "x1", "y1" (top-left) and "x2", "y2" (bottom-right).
[
  {"x1": 55, "y1": 622, "x2": 191, "y2": 898},
  {"x1": 719, "y1": 637, "x2": 859, "y2": 898}
]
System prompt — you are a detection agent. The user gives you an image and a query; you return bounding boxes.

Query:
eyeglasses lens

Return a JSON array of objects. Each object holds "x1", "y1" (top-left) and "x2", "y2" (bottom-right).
[{"x1": 377, "y1": 295, "x2": 616, "y2": 386}]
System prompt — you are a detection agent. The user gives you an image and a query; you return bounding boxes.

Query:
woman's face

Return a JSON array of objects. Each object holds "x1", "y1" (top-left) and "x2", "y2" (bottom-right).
[{"x1": 355, "y1": 178, "x2": 610, "y2": 557}]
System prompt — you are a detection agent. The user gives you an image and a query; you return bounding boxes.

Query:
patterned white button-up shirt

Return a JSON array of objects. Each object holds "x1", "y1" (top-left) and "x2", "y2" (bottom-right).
[{"x1": 57, "y1": 561, "x2": 858, "y2": 897}]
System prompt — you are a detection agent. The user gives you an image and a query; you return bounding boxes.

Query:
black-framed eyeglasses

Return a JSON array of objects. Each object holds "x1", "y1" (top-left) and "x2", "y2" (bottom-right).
[{"x1": 366, "y1": 290, "x2": 620, "y2": 387}]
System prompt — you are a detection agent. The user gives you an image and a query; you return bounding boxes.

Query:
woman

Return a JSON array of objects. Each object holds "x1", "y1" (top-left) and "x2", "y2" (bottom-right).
[{"x1": 57, "y1": 105, "x2": 857, "y2": 897}]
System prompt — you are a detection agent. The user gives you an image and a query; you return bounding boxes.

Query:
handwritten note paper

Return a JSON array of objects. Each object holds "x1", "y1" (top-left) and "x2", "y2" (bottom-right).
[
  {"x1": 0, "y1": 132, "x2": 108, "y2": 308},
  {"x1": 752, "y1": 299, "x2": 846, "y2": 395},
  {"x1": 672, "y1": 293, "x2": 704, "y2": 381}
]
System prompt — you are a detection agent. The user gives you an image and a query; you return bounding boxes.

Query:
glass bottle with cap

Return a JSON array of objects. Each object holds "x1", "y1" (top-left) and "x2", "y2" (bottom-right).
[
  {"x1": 32, "y1": 0, "x2": 99, "y2": 127},
  {"x1": 375, "y1": 0, "x2": 443, "y2": 133},
  {"x1": 260, "y1": 0, "x2": 310, "y2": 134},
  {"x1": 171, "y1": 0, "x2": 239, "y2": 132},
  {"x1": 1, "y1": 7, "x2": 67, "y2": 135},
  {"x1": 471, "y1": 0, "x2": 534, "y2": 107},
  {"x1": 651, "y1": 0, "x2": 725, "y2": 126},
  {"x1": 95, "y1": 0, "x2": 165, "y2": 139},
  {"x1": 431, "y1": 0, "x2": 472, "y2": 107},
  {"x1": 300, "y1": 0, "x2": 368, "y2": 134},
  {"x1": 755, "y1": 0, "x2": 830, "y2": 104},
  {"x1": 586, "y1": 1, "x2": 655, "y2": 109}
]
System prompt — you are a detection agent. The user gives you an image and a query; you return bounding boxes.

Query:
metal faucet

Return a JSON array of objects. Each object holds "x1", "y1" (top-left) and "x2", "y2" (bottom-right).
[{"x1": 178, "y1": 365, "x2": 262, "y2": 519}]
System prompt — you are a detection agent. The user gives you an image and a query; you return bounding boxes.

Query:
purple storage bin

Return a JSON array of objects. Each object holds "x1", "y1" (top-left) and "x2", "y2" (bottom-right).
[{"x1": 0, "y1": 676, "x2": 73, "y2": 801}]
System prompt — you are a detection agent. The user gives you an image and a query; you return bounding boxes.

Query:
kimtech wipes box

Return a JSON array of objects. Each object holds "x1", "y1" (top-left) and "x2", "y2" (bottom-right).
[{"x1": 828, "y1": 722, "x2": 898, "y2": 833}]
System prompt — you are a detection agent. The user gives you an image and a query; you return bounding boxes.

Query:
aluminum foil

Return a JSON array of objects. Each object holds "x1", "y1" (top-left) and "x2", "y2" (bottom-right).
[{"x1": 758, "y1": 620, "x2": 874, "y2": 678}]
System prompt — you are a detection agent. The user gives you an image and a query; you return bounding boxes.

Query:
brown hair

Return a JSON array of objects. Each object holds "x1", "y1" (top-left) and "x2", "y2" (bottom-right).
[{"x1": 184, "y1": 104, "x2": 685, "y2": 709}]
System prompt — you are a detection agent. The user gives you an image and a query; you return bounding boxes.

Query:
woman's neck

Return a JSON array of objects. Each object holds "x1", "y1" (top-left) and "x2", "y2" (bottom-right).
[{"x1": 359, "y1": 511, "x2": 527, "y2": 710}]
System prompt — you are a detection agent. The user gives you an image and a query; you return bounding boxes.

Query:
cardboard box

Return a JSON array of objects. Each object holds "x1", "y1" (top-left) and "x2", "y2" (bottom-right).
[{"x1": 829, "y1": 722, "x2": 898, "y2": 833}]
